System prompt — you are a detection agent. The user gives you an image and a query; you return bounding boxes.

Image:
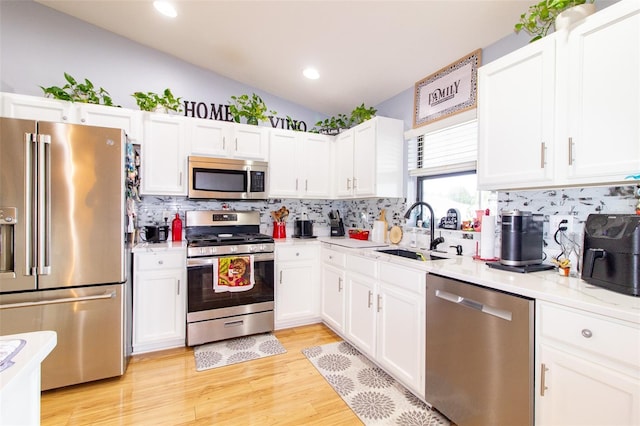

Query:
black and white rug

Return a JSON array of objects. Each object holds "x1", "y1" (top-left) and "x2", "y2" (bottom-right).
[
  {"x1": 194, "y1": 333, "x2": 286, "y2": 372},
  {"x1": 302, "y1": 341, "x2": 450, "y2": 426}
]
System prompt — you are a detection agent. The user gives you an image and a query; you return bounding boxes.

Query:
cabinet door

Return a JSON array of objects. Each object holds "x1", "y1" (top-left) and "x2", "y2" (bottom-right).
[
  {"x1": 141, "y1": 113, "x2": 187, "y2": 195},
  {"x1": 564, "y1": 1, "x2": 640, "y2": 184},
  {"x1": 301, "y1": 133, "x2": 332, "y2": 198},
  {"x1": 268, "y1": 130, "x2": 300, "y2": 197},
  {"x1": 538, "y1": 344, "x2": 640, "y2": 426},
  {"x1": 321, "y1": 264, "x2": 345, "y2": 332},
  {"x1": 232, "y1": 124, "x2": 266, "y2": 160},
  {"x1": 188, "y1": 117, "x2": 231, "y2": 157},
  {"x1": 345, "y1": 272, "x2": 376, "y2": 357},
  {"x1": 477, "y1": 35, "x2": 557, "y2": 190},
  {"x1": 275, "y1": 260, "x2": 317, "y2": 325},
  {"x1": 353, "y1": 120, "x2": 376, "y2": 197},
  {"x1": 335, "y1": 130, "x2": 354, "y2": 197},
  {"x1": 76, "y1": 104, "x2": 142, "y2": 142},
  {"x1": 377, "y1": 281, "x2": 425, "y2": 396},
  {"x1": 133, "y1": 269, "x2": 185, "y2": 352},
  {"x1": 1, "y1": 92, "x2": 74, "y2": 123}
]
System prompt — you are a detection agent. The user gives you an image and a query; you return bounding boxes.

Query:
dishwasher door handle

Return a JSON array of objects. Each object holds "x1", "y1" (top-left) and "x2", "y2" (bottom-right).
[{"x1": 435, "y1": 289, "x2": 513, "y2": 321}]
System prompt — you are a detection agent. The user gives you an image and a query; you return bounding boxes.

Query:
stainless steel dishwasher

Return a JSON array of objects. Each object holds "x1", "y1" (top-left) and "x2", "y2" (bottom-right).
[{"x1": 425, "y1": 273, "x2": 534, "y2": 426}]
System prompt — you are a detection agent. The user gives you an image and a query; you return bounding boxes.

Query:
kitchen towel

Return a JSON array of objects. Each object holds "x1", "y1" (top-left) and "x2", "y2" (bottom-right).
[
  {"x1": 480, "y1": 215, "x2": 497, "y2": 259},
  {"x1": 213, "y1": 255, "x2": 254, "y2": 292}
]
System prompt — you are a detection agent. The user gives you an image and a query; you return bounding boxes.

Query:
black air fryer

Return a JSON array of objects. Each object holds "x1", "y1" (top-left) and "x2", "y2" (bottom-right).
[
  {"x1": 582, "y1": 214, "x2": 640, "y2": 297},
  {"x1": 500, "y1": 210, "x2": 544, "y2": 266}
]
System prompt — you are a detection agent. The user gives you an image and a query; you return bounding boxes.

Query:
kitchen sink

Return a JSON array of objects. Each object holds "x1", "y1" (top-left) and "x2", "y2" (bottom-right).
[{"x1": 377, "y1": 248, "x2": 447, "y2": 261}]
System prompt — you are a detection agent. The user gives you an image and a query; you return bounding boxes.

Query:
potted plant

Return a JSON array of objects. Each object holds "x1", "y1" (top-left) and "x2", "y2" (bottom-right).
[
  {"x1": 515, "y1": 0, "x2": 595, "y2": 43},
  {"x1": 132, "y1": 88, "x2": 182, "y2": 113},
  {"x1": 312, "y1": 113, "x2": 351, "y2": 135},
  {"x1": 40, "y1": 72, "x2": 116, "y2": 106},
  {"x1": 228, "y1": 93, "x2": 277, "y2": 125},
  {"x1": 349, "y1": 103, "x2": 377, "y2": 126}
]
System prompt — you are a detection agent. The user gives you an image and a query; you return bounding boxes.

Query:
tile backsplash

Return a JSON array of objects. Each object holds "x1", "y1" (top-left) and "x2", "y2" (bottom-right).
[{"x1": 134, "y1": 184, "x2": 640, "y2": 264}]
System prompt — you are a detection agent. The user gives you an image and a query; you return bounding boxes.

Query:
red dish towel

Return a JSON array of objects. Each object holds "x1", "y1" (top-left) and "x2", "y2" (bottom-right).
[{"x1": 213, "y1": 255, "x2": 255, "y2": 293}]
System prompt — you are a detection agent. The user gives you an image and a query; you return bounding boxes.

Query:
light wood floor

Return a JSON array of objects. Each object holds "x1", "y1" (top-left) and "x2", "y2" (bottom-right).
[{"x1": 41, "y1": 323, "x2": 362, "y2": 425}]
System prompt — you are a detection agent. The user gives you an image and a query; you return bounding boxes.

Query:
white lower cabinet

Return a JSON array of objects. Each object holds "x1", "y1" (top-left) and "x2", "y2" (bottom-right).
[
  {"x1": 133, "y1": 250, "x2": 186, "y2": 354},
  {"x1": 320, "y1": 247, "x2": 346, "y2": 333},
  {"x1": 536, "y1": 301, "x2": 640, "y2": 425},
  {"x1": 344, "y1": 252, "x2": 426, "y2": 398},
  {"x1": 274, "y1": 244, "x2": 320, "y2": 329}
]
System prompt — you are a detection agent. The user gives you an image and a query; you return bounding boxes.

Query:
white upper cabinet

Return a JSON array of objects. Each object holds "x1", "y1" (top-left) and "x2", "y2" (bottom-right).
[
  {"x1": 0, "y1": 92, "x2": 142, "y2": 141},
  {"x1": 562, "y1": 0, "x2": 640, "y2": 185},
  {"x1": 268, "y1": 129, "x2": 331, "y2": 199},
  {"x1": 187, "y1": 118, "x2": 267, "y2": 160},
  {"x1": 478, "y1": 0, "x2": 640, "y2": 190},
  {"x1": 334, "y1": 116, "x2": 404, "y2": 198},
  {"x1": 478, "y1": 35, "x2": 557, "y2": 190},
  {"x1": 140, "y1": 113, "x2": 187, "y2": 196}
]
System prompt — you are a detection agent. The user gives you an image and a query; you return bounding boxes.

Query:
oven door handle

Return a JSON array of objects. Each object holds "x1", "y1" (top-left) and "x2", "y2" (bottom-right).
[{"x1": 187, "y1": 252, "x2": 274, "y2": 267}]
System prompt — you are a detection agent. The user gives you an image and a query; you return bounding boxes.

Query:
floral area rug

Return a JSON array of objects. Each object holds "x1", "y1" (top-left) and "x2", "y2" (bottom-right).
[
  {"x1": 302, "y1": 341, "x2": 450, "y2": 426},
  {"x1": 194, "y1": 333, "x2": 286, "y2": 372}
]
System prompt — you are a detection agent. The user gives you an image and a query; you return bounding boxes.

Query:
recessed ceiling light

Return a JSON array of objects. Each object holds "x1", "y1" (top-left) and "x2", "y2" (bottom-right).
[
  {"x1": 303, "y1": 68, "x2": 320, "y2": 80},
  {"x1": 153, "y1": 1, "x2": 177, "y2": 18}
]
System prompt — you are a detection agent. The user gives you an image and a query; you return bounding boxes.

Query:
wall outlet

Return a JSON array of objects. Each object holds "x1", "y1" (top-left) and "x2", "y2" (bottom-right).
[{"x1": 549, "y1": 215, "x2": 574, "y2": 234}]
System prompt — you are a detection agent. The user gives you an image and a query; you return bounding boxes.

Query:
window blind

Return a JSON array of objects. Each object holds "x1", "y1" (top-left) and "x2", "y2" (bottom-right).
[{"x1": 407, "y1": 119, "x2": 478, "y2": 177}]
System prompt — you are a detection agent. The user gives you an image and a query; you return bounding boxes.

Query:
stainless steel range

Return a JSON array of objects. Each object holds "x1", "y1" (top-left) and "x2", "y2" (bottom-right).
[{"x1": 185, "y1": 210, "x2": 274, "y2": 346}]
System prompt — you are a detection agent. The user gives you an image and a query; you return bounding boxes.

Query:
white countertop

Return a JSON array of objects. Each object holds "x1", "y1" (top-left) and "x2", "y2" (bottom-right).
[
  {"x1": 320, "y1": 241, "x2": 640, "y2": 325},
  {"x1": 0, "y1": 331, "x2": 56, "y2": 393},
  {"x1": 132, "y1": 240, "x2": 187, "y2": 253}
]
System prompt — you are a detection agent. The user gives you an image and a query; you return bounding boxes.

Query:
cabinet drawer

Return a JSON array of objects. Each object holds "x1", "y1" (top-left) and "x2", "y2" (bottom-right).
[
  {"x1": 276, "y1": 245, "x2": 318, "y2": 261},
  {"x1": 322, "y1": 249, "x2": 346, "y2": 267},
  {"x1": 539, "y1": 302, "x2": 640, "y2": 369},
  {"x1": 135, "y1": 252, "x2": 185, "y2": 271},
  {"x1": 347, "y1": 255, "x2": 377, "y2": 278},
  {"x1": 380, "y1": 263, "x2": 425, "y2": 294}
]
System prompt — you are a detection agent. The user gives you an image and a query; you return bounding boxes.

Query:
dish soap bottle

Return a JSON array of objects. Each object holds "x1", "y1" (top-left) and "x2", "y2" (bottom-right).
[{"x1": 171, "y1": 213, "x2": 182, "y2": 241}]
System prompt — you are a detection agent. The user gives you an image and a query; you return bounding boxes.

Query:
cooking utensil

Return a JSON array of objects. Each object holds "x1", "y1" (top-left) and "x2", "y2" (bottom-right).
[{"x1": 389, "y1": 226, "x2": 403, "y2": 244}]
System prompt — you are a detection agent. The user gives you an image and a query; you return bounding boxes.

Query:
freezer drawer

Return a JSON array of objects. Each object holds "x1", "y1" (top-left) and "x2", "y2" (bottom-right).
[
  {"x1": 426, "y1": 274, "x2": 534, "y2": 426},
  {"x1": 0, "y1": 283, "x2": 127, "y2": 390}
]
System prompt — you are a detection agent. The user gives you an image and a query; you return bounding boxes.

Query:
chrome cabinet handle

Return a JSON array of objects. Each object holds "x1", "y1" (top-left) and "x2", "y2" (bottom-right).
[
  {"x1": 540, "y1": 363, "x2": 549, "y2": 396},
  {"x1": 568, "y1": 137, "x2": 574, "y2": 165},
  {"x1": 177, "y1": 279, "x2": 180, "y2": 295},
  {"x1": 353, "y1": 177, "x2": 358, "y2": 189},
  {"x1": 377, "y1": 294, "x2": 382, "y2": 312},
  {"x1": 367, "y1": 290, "x2": 373, "y2": 308},
  {"x1": 338, "y1": 277, "x2": 343, "y2": 292},
  {"x1": 581, "y1": 328, "x2": 593, "y2": 338},
  {"x1": 346, "y1": 178, "x2": 351, "y2": 190},
  {"x1": 540, "y1": 142, "x2": 546, "y2": 168},
  {"x1": 279, "y1": 270, "x2": 283, "y2": 284},
  {"x1": 305, "y1": 179, "x2": 308, "y2": 191},
  {"x1": 295, "y1": 178, "x2": 298, "y2": 191},
  {"x1": 222, "y1": 136, "x2": 226, "y2": 150}
]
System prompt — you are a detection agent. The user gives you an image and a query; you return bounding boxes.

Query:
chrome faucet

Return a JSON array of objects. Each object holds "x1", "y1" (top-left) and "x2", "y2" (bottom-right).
[{"x1": 404, "y1": 201, "x2": 439, "y2": 250}]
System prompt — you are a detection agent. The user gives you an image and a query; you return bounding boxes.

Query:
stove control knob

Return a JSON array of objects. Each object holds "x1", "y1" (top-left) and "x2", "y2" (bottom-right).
[
  {"x1": 230, "y1": 246, "x2": 237, "y2": 253},
  {"x1": 249, "y1": 245, "x2": 257, "y2": 252}
]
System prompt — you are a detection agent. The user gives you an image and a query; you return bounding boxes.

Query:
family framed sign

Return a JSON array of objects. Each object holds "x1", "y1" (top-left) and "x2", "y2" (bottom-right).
[{"x1": 413, "y1": 49, "x2": 481, "y2": 128}]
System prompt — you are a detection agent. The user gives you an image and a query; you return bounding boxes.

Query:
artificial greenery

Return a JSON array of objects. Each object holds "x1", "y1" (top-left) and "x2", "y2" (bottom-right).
[
  {"x1": 515, "y1": 0, "x2": 594, "y2": 43},
  {"x1": 40, "y1": 72, "x2": 116, "y2": 106},
  {"x1": 349, "y1": 103, "x2": 377, "y2": 126},
  {"x1": 311, "y1": 103, "x2": 377, "y2": 134},
  {"x1": 132, "y1": 88, "x2": 182, "y2": 113},
  {"x1": 228, "y1": 93, "x2": 277, "y2": 125}
]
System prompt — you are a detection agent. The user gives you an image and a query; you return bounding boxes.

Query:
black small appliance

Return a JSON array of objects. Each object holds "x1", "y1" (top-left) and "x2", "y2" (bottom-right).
[
  {"x1": 329, "y1": 210, "x2": 345, "y2": 237},
  {"x1": 500, "y1": 210, "x2": 544, "y2": 266},
  {"x1": 294, "y1": 219, "x2": 315, "y2": 238},
  {"x1": 141, "y1": 225, "x2": 169, "y2": 242},
  {"x1": 582, "y1": 214, "x2": 640, "y2": 296}
]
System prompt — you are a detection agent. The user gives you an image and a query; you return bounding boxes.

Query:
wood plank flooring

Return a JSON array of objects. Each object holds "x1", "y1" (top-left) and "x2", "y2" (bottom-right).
[{"x1": 40, "y1": 324, "x2": 361, "y2": 425}]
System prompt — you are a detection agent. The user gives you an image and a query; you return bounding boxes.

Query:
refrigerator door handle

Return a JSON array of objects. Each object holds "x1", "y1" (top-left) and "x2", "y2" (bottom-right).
[
  {"x1": 0, "y1": 291, "x2": 116, "y2": 309},
  {"x1": 37, "y1": 134, "x2": 52, "y2": 276},
  {"x1": 26, "y1": 132, "x2": 37, "y2": 276}
]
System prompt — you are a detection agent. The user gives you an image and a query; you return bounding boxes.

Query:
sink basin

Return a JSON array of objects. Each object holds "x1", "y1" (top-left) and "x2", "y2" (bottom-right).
[{"x1": 377, "y1": 248, "x2": 449, "y2": 261}]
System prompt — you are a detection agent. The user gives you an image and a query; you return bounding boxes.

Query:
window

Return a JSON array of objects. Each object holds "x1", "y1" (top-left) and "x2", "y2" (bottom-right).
[{"x1": 407, "y1": 118, "x2": 493, "y2": 227}]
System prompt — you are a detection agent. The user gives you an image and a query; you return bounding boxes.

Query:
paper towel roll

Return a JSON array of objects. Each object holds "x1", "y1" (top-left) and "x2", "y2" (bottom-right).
[
  {"x1": 371, "y1": 220, "x2": 386, "y2": 243},
  {"x1": 480, "y1": 215, "x2": 496, "y2": 259}
]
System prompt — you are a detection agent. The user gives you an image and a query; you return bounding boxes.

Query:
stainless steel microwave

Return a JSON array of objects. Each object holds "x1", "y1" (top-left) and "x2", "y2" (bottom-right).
[{"x1": 188, "y1": 156, "x2": 268, "y2": 199}]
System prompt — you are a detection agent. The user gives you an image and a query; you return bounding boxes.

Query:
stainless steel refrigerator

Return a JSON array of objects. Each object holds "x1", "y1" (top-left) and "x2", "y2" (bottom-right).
[{"x1": 0, "y1": 117, "x2": 131, "y2": 390}]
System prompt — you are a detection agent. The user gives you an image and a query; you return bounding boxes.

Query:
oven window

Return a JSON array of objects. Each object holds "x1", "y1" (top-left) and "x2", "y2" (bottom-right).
[
  {"x1": 193, "y1": 168, "x2": 247, "y2": 193},
  {"x1": 187, "y1": 259, "x2": 274, "y2": 312}
]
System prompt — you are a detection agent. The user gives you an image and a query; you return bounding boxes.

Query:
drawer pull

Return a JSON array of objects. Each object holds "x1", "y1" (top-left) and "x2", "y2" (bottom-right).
[
  {"x1": 158, "y1": 260, "x2": 164, "y2": 265},
  {"x1": 581, "y1": 328, "x2": 593, "y2": 338},
  {"x1": 540, "y1": 363, "x2": 549, "y2": 396}
]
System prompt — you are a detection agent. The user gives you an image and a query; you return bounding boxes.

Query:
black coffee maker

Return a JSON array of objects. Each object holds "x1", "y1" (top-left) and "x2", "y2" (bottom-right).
[
  {"x1": 582, "y1": 214, "x2": 640, "y2": 296},
  {"x1": 329, "y1": 210, "x2": 345, "y2": 237}
]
